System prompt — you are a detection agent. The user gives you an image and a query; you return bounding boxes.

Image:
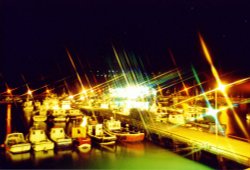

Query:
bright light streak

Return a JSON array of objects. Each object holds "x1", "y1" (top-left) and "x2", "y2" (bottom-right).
[
  {"x1": 217, "y1": 82, "x2": 226, "y2": 92},
  {"x1": 27, "y1": 90, "x2": 32, "y2": 95},
  {"x1": 112, "y1": 45, "x2": 129, "y2": 85},
  {"x1": 191, "y1": 65, "x2": 212, "y2": 108},
  {"x1": 199, "y1": 33, "x2": 249, "y2": 138},
  {"x1": 66, "y1": 48, "x2": 84, "y2": 90},
  {"x1": 169, "y1": 48, "x2": 189, "y2": 96}
]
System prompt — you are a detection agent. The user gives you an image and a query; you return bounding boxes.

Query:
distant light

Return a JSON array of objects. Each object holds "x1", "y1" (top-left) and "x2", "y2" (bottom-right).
[
  {"x1": 27, "y1": 90, "x2": 32, "y2": 95},
  {"x1": 46, "y1": 89, "x2": 50, "y2": 93},
  {"x1": 7, "y1": 89, "x2": 11, "y2": 94},
  {"x1": 69, "y1": 95, "x2": 74, "y2": 99}
]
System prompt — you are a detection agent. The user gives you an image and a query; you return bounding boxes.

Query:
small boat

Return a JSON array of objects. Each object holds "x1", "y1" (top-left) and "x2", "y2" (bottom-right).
[
  {"x1": 23, "y1": 100, "x2": 34, "y2": 113},
  {"x1": 32, "y1": 108, "x2": 47, "y2": 122},
  {"x1": 33, "y1": 114, "x2": 47, "y2": 122},
  {"x1": 4, "y1": 133, "x2": 31, "y2": 154},
  {"x1": 104, "y1": 117, "x2": 145, "y2": 143},
  {"x1": 87, "y1": 124, "x2": 117, "y2": 147},
  {"x1": 69, "y1": 126, "x2": 91, "y2": 153},
  {"x1": 28, "y1": 128, "x2": 54, "y2": 152},
  {"x1": 49, "y1": 127, "x2": 72, "y2": 149}
]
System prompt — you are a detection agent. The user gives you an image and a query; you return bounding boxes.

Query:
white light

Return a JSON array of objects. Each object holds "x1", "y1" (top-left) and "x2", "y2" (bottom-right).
[
  {"x1": 206, "y1": 107, "x2": 219, "y2": 117},
  {"x1": 110, "y1": 86, "x2": 155, "y2": 99},
  {"x1": 218, "y1": 83, "x2": 226, "y2": 92}
]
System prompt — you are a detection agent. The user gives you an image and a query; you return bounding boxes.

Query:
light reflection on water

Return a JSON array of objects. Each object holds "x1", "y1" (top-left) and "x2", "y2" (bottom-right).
[
  {"x1": 0, "y1": 142, "x2": 214, "y2": 169},
  {"x1": 0, "y1": 104, "x2": 214, "y2": 169}
]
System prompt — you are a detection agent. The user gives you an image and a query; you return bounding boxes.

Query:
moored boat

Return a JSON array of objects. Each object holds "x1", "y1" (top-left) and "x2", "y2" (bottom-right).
[
  {"x1": 49, "y1": 127, "x2": 72, "y2": 149},
  {"x1": 69, "y1": 126, "x2": 91, "y2": 153},
  {"x1": 23, "y1": 100, "x2": 34, "y2": 113},
  {"x1": 87, "y1": 124, "x2": 117, "y2": 147},
  {"x1": 104, "y1": 117, "x2": 145, "y2": 143},
  {"x1": 4, "y1": 133, "x2": 31, "y2": 154},
  {"x1": 33, "y1": 115, "x2": 47, "y2": 122},
  {"x1": 27, "y1": 128, "x2": 54, "y2": 152}
]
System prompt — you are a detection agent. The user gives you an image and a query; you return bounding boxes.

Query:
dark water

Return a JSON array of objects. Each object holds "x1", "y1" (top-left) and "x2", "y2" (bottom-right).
[{"x1": 0, "y1": 104, "x2": 247, "y2": 169}]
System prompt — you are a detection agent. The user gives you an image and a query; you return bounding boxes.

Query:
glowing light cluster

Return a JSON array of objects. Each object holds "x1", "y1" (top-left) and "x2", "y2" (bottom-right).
[{"x1": 109, "y1": 86, "x2": 156, "y2": 99}]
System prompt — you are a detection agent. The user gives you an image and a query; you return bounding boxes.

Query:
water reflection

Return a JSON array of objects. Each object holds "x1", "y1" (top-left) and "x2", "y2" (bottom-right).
[
  {"x1": 0, "y1": 104, "x2": 232, "y2": 169},
  {"x1": 6, "y1": 152, "x2": 31, "y2": 162},
  {"x1": 118, "y1": 142, "x2": 145, "y2": 156}
]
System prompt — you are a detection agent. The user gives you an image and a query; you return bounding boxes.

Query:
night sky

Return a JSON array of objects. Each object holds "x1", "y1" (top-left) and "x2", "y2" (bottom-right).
[{"x1": 1, "y1": 0, "x2": 250, "y2": 91}]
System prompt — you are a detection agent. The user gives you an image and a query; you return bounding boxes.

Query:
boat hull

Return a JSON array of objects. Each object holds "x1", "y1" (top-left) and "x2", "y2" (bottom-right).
[
  {"x1": 73, "y1": 137, "x2": 91, "y2": 153},
  {"x1": 8, "y1": 143, "x2": 31, "y2": 154},
  {"x1": 116, "y1": 133, "x2": 145, "y2": 143},
  {"x1": 32, "y1": 141, "x2": 54, "y2": 152},
  {"x1": 54, "y1": 138, "x2": 72, "y2": 149},
  {"x1": 33, "y1": 115, "x2": 47, "y2": 122}
]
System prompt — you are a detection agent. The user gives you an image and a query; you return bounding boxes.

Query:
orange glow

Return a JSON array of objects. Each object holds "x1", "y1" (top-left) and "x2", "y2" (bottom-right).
[{"x1": 7, "y1": 89, "x2": 11, "y2": 94}]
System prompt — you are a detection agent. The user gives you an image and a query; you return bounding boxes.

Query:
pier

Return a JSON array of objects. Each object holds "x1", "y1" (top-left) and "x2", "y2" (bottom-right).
[{"x1": 83, "y1": 107, "x2": 250, "y2": 167}]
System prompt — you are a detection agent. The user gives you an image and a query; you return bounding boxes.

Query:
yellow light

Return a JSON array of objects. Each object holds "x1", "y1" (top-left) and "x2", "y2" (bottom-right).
[
  {"x1": 7, "y1": 89, "x2": 11, "y2": 94},
  {"x1": 46, "y1": 89, "x2": 50, "y2": 93},
  {"x1": 81, "y1": 89, "x2": 86, "y2": 94},
  {"x1": 69, "y1": 95, "x2": 74, "y2": 99},
  {"x1": 27, "y1": 90, "x2": 32, "y2": 95},
  {"x1": 217, "y1": 82, "x2": 226, "y2": 92}
]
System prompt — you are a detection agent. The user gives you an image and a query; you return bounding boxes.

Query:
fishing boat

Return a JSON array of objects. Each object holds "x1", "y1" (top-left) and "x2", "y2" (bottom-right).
[
  {"x1": 49, "y1": 127, "x2": 72, "y2": 149},
  {"x1": 69, "y1": 126, "x2": 91, "y2": 153},
  {"x1": 27, "y1": 128, "x2": 54, "y2": 152},
  {"x1": 32, "y1": 106, "x2": 48, "y2": 122},
  {"x1": 87, "y1": 124, "x2": 117, "y2": 147},
  {"x1": 4, "y1": 133, "x2": 31, "y2": 154},
  {"x1": 104, "y1": 117, "x2": 145, "y2": 143}
]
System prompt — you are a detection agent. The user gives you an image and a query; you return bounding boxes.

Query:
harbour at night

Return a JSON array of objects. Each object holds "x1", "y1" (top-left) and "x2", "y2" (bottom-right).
[{"x1": 1, "y1": 0, "x2": 250, "y2": 169}]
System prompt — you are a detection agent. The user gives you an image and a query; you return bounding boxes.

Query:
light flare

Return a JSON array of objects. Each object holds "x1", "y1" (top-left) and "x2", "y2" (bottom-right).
[{"x1": 199, "y1": 33, "x2": 249, "y2": 138}]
